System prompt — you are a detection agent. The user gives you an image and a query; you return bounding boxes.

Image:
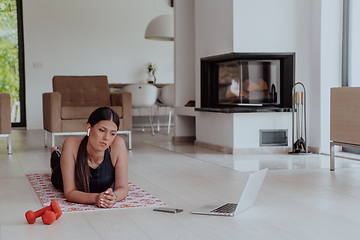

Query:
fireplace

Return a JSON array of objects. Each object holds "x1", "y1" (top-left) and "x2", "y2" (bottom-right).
[{"x1": 199, "y1": 52, "x2": 294, "y2": 112}]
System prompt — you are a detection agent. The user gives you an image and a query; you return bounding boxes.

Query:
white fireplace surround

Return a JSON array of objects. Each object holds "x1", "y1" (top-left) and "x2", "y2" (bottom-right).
[{"x1": 195, "y1": 111, "x2": 292, "y2": 154}]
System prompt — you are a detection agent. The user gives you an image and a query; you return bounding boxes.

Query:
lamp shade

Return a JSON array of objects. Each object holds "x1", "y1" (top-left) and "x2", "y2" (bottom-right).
[{"x1": 145, "y1": 14, "x2": 174, "y2": 41}]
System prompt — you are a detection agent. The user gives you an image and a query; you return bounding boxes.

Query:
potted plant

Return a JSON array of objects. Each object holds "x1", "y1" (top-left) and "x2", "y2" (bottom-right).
[{"x1": 146, "y1": 62, "x2": 157, "y2": 83}]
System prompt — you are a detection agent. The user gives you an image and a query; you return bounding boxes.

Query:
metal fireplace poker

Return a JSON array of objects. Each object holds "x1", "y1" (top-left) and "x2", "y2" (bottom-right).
[{"x1": 289, "y1": 82, "x2": 311, "y2": 155}]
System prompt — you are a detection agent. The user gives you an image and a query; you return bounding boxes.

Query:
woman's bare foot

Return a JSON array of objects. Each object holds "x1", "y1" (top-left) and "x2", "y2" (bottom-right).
[
  {"x1": 51, "y1": 146, "x2": 58, "y2": 154},
  {"x1": 50, "y1": 146, "x2": 59, "y2": 172}
]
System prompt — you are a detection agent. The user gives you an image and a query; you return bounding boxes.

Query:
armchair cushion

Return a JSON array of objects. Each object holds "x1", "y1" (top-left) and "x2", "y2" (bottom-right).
[
  {"x1": 53, "y1": 75, "x2": 111, "y2": 106},
  {"x1": 61, "y1": 106, "x2": 123, "y2": 119}
]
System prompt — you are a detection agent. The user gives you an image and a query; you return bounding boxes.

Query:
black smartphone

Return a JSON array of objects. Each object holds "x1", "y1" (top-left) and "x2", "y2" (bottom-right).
[{"x1": 153, "y1": 207, "x2": 183, "y2": 213}]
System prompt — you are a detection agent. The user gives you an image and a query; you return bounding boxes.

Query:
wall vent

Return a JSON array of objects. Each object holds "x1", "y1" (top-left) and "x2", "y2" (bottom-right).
[{"x1": 260, "y1": 129, "x2": 288, "y2": 146}]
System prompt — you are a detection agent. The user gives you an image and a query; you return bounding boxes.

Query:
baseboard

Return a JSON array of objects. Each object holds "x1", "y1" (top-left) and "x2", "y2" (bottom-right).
[
  {"x1": 233, "y1": 146, "x2": 291, "y2": 155},
  {"x1": 172, "y1": 136, "x2": 195, "y2": 144},
  {"x1": 308, "y1": 146, "x2": 320, "y2": 154},
  {"x1": 195, "y1": 140, "x2": 292, "y2": 155},
  {"x1": 195, "y1": 141, "x2": 234, "y2": 154}
]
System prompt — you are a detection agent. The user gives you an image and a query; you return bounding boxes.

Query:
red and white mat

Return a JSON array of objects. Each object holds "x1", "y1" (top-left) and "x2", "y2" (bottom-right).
[{"x1": 26, "y1": 173, "x2": 166, "y2": 212}]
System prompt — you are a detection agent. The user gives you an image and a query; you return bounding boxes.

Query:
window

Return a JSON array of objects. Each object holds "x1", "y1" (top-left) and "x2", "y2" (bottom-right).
[{"x1": 0, "y1": 0, "x2": 26, "y2": 127}]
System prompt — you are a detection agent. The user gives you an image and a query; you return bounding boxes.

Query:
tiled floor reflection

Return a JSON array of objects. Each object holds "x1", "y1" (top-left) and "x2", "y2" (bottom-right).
[{"x1": 145, "y1": 140, "x2": 360, "y2": 172}]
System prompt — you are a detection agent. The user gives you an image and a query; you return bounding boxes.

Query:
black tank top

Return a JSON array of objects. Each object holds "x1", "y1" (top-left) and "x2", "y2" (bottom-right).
[{"x1": 89, "y1": 149, "x2": 115, "y2": 193}]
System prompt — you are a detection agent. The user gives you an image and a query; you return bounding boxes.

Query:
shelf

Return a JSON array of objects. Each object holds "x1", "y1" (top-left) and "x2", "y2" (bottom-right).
[{"x1": 174, "y1": 106, "x2": 196, "y2": 117}]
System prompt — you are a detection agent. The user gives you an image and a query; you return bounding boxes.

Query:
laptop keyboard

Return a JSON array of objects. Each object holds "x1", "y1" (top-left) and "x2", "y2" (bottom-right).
[{"x1": 211, "y1": 203, "x2": 238, "y2": 213}]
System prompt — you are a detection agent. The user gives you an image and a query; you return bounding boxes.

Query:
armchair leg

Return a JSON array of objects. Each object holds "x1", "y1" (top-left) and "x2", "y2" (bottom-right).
[
  {"x1": 44, "y1": 131, "x2": 56, "y2": 148},
  {"x1": 51, "y1": 133, "x2": 55, "y2": 147},
  {"x1": 128, "y1": 131, "x2": 132, "y2": 150},
  {"x1": 7, "y1": 135, "x2": 11, "y2": 155},
  {"x1": 116, "y1": 131, "x2": 132, "y2": 150},
  {"x1": 44, "y1": 131, "x2": 48, "y2": 148}
]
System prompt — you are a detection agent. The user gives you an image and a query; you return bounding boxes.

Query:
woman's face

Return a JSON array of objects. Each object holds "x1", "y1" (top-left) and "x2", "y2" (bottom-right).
[{"x1": 87, "y1": 120, "x2": 117, "y2": 151}]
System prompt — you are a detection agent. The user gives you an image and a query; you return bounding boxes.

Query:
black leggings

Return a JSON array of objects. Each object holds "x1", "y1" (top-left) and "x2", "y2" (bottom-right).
[{"x1": 50, "y1": 150, "x2": 64, "y2": 191}]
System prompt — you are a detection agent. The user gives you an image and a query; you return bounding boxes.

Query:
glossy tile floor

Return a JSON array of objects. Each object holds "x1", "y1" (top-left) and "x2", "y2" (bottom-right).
[
  {"x1": 2, "y1": 129, "x2": 360, "y2": 239},
  {"x1": 146, "y1": 139, "x2": 360, "y2": 172}
]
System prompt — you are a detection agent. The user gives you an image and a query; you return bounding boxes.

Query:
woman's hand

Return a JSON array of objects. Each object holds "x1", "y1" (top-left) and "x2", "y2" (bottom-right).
[{"x1": 96, "y1": 188, "x2": 117, "y2": 208}]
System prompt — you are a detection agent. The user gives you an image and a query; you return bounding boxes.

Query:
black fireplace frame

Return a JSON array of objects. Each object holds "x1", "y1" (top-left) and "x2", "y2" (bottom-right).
[{"x1": 200, "y1": 52, "x2": 295, "y2": 112}]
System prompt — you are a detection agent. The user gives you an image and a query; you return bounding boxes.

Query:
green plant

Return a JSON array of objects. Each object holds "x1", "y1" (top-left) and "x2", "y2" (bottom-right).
[
  {"x1": 146, "y1": 62, "x2": 157, "y2": 76},
  {"x1": 0, "y1": 0, "x2": 19, "y2": 106}
]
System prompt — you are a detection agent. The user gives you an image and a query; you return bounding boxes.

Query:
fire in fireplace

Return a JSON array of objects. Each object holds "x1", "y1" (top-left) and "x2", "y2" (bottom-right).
[
  {"x1": 200, "y1": 52, "x2": 294, "y2": 111},
  {"x1": 218, "y1": 60, "x2": 280, "y2": 105}
]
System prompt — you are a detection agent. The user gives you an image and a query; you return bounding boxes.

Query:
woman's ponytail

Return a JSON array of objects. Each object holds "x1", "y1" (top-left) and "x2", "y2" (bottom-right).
[{"x1": 75, "y1": 136, "x2": 90, "y2": 192}]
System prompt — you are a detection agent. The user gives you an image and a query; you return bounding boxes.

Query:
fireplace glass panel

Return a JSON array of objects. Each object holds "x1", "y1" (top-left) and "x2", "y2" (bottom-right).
[{"x1": 217, "y1": 60, "x2": 280, "y2": 106}]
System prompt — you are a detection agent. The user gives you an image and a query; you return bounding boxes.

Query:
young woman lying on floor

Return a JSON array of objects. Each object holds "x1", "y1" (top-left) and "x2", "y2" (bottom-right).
[{"x1": 50, "y1": 107, "x2": 128, "y2": 208}]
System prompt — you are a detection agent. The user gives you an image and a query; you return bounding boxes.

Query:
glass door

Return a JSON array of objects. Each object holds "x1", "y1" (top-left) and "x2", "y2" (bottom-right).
[{"x1": 0, "y1": 0, "x2": 25, "y2": 127}]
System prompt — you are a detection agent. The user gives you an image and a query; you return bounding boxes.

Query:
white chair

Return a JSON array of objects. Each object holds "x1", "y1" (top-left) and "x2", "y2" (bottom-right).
[
  {"x1": 123, "y1": 83, "x2": 158, "y2": 135},
  {"x1": 155, "y1": 84, "x2": 174, "y2": 134}
]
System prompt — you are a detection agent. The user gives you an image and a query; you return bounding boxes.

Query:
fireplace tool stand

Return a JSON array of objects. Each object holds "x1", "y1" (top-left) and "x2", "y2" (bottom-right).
[{"x1": 289, "y1": 82, "x2": 311, "y2": 155}]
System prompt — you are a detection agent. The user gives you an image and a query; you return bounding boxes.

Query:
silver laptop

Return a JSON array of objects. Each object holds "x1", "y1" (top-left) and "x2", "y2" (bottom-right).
[{"x1": 191, "y1": 168, "x2": 268, "y2": 217}]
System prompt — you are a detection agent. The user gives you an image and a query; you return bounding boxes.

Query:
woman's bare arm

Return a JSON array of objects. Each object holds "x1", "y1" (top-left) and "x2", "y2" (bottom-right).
[
  {"x1": 102, "y1": 137, "x2": 128, "y2": 207},
  {"x1": 113, "y1": 137, "x2": 129, "y2": 199}
]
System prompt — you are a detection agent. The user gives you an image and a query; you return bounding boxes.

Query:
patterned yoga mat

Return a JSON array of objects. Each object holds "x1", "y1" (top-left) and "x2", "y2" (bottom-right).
[{"x1": 26, "y1": 173, "x2": 166, "y2": 212}]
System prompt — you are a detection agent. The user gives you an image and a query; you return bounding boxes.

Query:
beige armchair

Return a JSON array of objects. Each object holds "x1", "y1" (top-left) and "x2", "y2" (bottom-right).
[
  {"x1": 0, "y1": 93, "x2": 11, "y2": 154},
  {"x1": 42, "y1": 75, "x2": 132, "y2": 149}
]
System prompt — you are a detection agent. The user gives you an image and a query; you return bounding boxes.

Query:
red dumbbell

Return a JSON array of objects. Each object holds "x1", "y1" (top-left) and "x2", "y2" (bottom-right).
[
  {"x1": 25, "y1": 200, "x2": 62, "y2": 224},
  {"x1": 42, "y1": 209, "x2": 62, "y2": 225}
]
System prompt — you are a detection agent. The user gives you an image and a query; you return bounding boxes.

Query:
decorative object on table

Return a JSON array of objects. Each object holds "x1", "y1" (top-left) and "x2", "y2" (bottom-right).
[
  {"x1": 146, "y1": 62, "x2": 157, "y2": 84},
  {"x1": 289, "y1": 82, "x2": 311, "y2": 155},
  {"x1": 26, "y1": 173, "x2": 166, "y2": 213}
]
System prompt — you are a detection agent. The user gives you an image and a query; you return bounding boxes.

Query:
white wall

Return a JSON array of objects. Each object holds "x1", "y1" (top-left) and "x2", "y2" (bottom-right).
[
  {"x1": 319, "y1": 0, "x2": 343, "y2": 153},
  {"x1": 302, "y1": 0, "x2": 343, "y2": 154},
  {"x1": 174, "y1": 0, "x2": 195, "y2": 107},
  {"x1": 349, "y1": 0, "x2": 360, "y2": 87},
  {"x1": 194, "y1": 0, "x2": 234, "y2": 144},
  {"x1": 233, "y1": 0, "x2": 311, "y2": 91},
  {"x1": 22, "y1": 0, "x2": 174, "y2": 129},
  {"x1": 308, "y1": 0, "x2": 322, "y2": 152},
  {"x1": 173, "y1": 0, "x2": 196, "y2": 138},
  {"x1": 194, "y1": 0, "x2": 233, "y2": 108}
]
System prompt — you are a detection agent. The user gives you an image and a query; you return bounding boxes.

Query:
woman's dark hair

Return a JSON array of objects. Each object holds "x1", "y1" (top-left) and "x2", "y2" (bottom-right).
[{"x1": 75, "y1": 107, "x2": 120, "y2": 192}]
